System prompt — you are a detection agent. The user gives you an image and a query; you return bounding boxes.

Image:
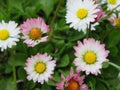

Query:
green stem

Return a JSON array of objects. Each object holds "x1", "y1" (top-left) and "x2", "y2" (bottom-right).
[
  {"x1": 102, "y1": 29, "x2": 113, "y2": 41},
  {"x1": 86, "y1": 24, "x2": 91, "y2": 38},
  {"x1": 102, "y1": 4, "x2": 120, "y2": 41},
  {"x1": 48, "y1": 0, "x2": 63, "y2": 40},
  {"x1": 99, "y1": 4, "x2": 120, "y2": 22},
  {"x1": 107, "y1": 4, "x2": 120, "y2": 16},
  {"x1": 98, "y1": 78, "x2": 110, "y2": 90},
  {"x1": 108, "y1": 62, "x2": 120, "y2": 71},
  {"x1": 13, "y1": 63, "x2": 17, "y2": 90},
  {"x1": 9, "y1": 49, "x2": 17, "y2": 90}
]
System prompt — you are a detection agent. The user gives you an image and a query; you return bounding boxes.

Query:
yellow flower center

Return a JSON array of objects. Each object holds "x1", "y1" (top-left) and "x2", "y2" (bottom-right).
[
  {"x1": 84, "y1": 51, "x2": 96, "y2": 64},
  {"x1": 67, "y1": 79, "x2": 79, "y2": 90},
  {"x1": 35, "y1": 62, "x2": 46, "y2": 73},
  {"x1": 115, "y1": 18, "x2": 120, "y2": 27},
  {"x1": 108, "y1": 0, "x2": 117, "y2": 5},
  {"x1": 76, "y1": 8, "x2": 88, "y2": 19},
  {"x1": 0, "y1": 29, "x2": 9, "y2": 40},
  {"x1": 29, "y1": 28, "x2": 42, "y2": 40}
]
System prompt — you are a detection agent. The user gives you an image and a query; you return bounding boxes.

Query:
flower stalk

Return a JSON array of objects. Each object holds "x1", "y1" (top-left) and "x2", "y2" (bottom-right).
[
  {"x1": 9, "y1": 49, "x2": 17, "y2": 90},
  {"x1": 108, "y1": 62, "x2": 120, "y2": 71},
  {"x1": 13, "y1": 62, "x2": 17, "y2": 90},
  {"x1": 48, "y1": 0, "x2": 63, "y2": 40}
]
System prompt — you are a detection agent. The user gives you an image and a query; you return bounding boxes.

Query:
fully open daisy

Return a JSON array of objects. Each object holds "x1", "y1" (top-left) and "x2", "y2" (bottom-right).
[
  {"x1": 21, "y1": 17, "x2": 49, "y2": 47},
  {"x1": 66, "y1": 0, "x2": 99, "y2": 33},
  {"x1": 56, "y1": 68, "x2": 88, "y2": 90},
  {"x1": 24, "y1": 53, "x2": 56, "y2": 84},
  {"x1": 73, "y1": 38, "x2": 109, "y2": 75},
  {"x1": 0, "y1": 20, "x2": 20, "y2": 51},
  {"x1": 102, "y1": 0, "x2": 120, "y2": 11}
]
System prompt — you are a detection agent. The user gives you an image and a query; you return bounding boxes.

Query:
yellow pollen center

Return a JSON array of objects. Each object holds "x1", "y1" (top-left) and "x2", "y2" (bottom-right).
[
  {"x1": 115, "y1": 18, "x2": 120, "y2": 27},
  {"x1": 35, "y1": 62, "x2": 46, "y2": 73},
  {"x1": 0, "y1": 29, "x2": 9, "y2": 40},
  {"x1": 84, "y1": 51, "x2": 96, "y2": 64},
  {"x1": 108, "y1": 0, "x2": 117, "y2": 5},
  {"x1": 76, "y1": 8, "x2": 88, "y2": 19},
  {"x1": 29, "y1": 28, "x2": 42, "y2": 40},
  {"x1": 67, "y1": 79, "x2": 79, "y2": 90}
]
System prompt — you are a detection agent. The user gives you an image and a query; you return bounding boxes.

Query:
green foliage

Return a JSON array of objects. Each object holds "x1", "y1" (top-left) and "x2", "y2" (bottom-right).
[{"x1": 0, "y1": 0, "x2": 120, "y2": 90}]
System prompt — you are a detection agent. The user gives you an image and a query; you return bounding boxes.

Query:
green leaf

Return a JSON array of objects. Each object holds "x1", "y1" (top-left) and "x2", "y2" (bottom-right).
[
  {"x1": 116, "y1": 83, "x2": 120, "y2": 90},
  {"x1": 44, "y1": 43, "x2": 54, "y2": 53},
  {"x1": 47, "y1": 72, "x2": 61, "y2": 86},
  {"x1": 34, "y1": 88, "x2": 40, "y2": 90},
  {"x1": 26, "y1": 81, "x2": 36, "y2": 90},
  {"x1": 0, "y1": 78, "x2": 14, "y2": 90},
  {"x1": 68, "y1": 32, "x2": 85, "y2": 41},
  {"x1": 57, "y1": 54, "x2": 69, "y2": 67},
  {"x1": 86, "y1": 76, "x2": 96, "y2": 90},
  {"x1": 58, "y1": 68, "x2": 70, "y2": 77},
  {"x1": 40, "y1": 0, "x2": 54, "y2": 17},
  {"x1": 52, "y1": 39, "x2": 65, "y2": 48},
  {"x1": 41, "y1": 83, "x2": 52, "y2": 90},
  {"x1": 108, "y1": 46, "x2": 118, "y2": 57},
  {"x1": 107, "y1": 30, "x2": 120, "y2": 48},
  {"x1": 17, "y1": 67, "x2": 26, "y2": 80},
  {"x1": 95, "y1": 82, "x2": 107, "y2": 90},
  {"x1": 8, "y1": 53, "x2": 27, "y2": 66},
  {"x1": 5, "y1": 64, "x2": 12, "y2": 74},
  {"x1": 102, "y1": 62, "x2": 109, "y2": 68}
]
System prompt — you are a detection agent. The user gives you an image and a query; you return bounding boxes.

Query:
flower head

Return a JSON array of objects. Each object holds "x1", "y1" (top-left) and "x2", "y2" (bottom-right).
[
  {"x1": 66, "y1": 0, "x2": 99, "y2": 33},
  {"x1": 108, "y1": 13, "x2": 120, "y2": 27},
  {"x1": 94, "y1": 7, "x2": 106, "y2": 22},
  {"x1": 102, "y1": 0, "x2": 120, "y2": 11},
  {"x1": 21, "y1": 17, "x2": 49, "y2": 47},
  {"x1": 0, "y1": 20, "x2": 20, "y2": 51},
  {"x1": 24, "y1": 53, "x2": 56, "y2": 84},
  {"x1": 56, "y1": 68, "x2": 88, "y2": 90},
  {"x1": 73, "y1": 38, "x2": 109, "y2": 75}
]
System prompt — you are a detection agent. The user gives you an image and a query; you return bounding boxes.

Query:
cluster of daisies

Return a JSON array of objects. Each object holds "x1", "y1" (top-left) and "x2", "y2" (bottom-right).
[{"x1": 0, "y1": 0, "x2": 120, "y2": 89}]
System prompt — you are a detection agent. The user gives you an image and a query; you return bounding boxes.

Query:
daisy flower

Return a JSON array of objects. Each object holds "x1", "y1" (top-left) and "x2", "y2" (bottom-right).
[
  {"x1": 24, "y1": 53, "x2": 56, "y2": 84},
  {"x1": 56, "y1": 68, "x2": 88, "y2": 90},
  {"x1": 21, "y1": 17, "x2": 49, "y2": 47},
  {"x1": 102, "y1": 0, "x2": 120, "y2": 11},
  {"x1": 73, "y1": 38, "x2": 109, "y2": 75},
  {"x1": 108, "y1": 13, "x2": 120, "y2": 27},
  {"x1": 0, "y1": 20, "x2": 20, "y2": 51},
  {"x1": 66, "y1": 0, "x2": 99, "y2": 33}
]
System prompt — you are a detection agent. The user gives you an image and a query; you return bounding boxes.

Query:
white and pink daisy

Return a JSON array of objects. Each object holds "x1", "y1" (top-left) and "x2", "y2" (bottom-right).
[
  {"x1": 24, "y1": 53, "x2": 56, "y2": 84},
  {"x1": 102, "y1": 0, "x2": 120, "y2": 11},
  {"x1": 0, "y1": 20, "x2": 20, "y2": 51},
  {"x1": 21, "y1": 17, "x2": 49, "y2": 47},
  {"x1": 56, "y1": 68, "x2": 88, "y2": 90},
  {"x1": 73, "y1": 38, "x2": 109, "y2": 75},
  {"x1": 66, "y1": 0, "x2": 99, "y2": 33},
  {"x1": 108, "y1": 13, "x2": 120, "y2": 27}
]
